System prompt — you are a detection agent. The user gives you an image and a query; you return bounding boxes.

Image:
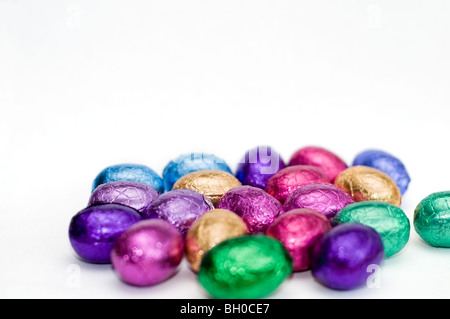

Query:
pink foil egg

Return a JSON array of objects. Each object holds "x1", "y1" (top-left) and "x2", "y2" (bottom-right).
[
  {"x1": 266, "y1": 208, "x2": 331, "y2": 271},
  {"x1": 111, "y1": 219, "x2": 184, "y2": 287},
  {"x1": 265, "y1": 165, "x2": 330, "y2": 204},
  {"x1": 289, "y1": 146, "x2": 347, "y2": 183}
]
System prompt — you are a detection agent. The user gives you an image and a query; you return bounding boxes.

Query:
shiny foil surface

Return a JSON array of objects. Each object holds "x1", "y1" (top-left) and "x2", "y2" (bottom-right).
[
  {"x1": 235, "y1": 146, "x2": 286, "y2": 189},
  {"x1": 266, "y1": 209, "x2": 331, "y2": 271},
  {"x1": 334, "y1": 166, "x2": 402, "y2": 206},
  {"x1": 311, "y1": 223, "x2": 384, "y2": 290},
  {"x1": 163, "y1": 153, "x2": 232, "y2": 191},
  {"x1": 92, "y1": 164, "x2": 164, "y2": 194},
  {"x1": 111, "y1": 219, "x2": 184, "y2": 287},
  {"x1": 288, "y1": 146, "x2": 347, "y2": 183},
  {"x1": 185, "y1": 209, "x2": 249, "y2": 273},
  {"x1": 198, "y1": 235, "x2": 293, "y2": 299},
  {"x1": 265, "y1": 165, "x2": 330, "y2": 204},
  {"x1": 283, "y1": 183, "x2": 354, "y2": 221},
  {"x1": 333, "y1": 201, "x2": 410, "y2": 257},
  {"x1": 69, "y1": 204, "x2": 143, "y2": 263},
  {"x1": 353, "y1": 150, "x2": 411, "y2": 195},
  {"x1": 414, "y1": 191, "x2": 450, "y2": 247},
  {"x1": 146, "y1": 189, "x2": 214, "y2": 237},
  {"x1": 172, "y1": 170, "x2": 242, "y2": 206},
  {"x1": 88, "y1": 181, "x2": 159, "y2": 217}
]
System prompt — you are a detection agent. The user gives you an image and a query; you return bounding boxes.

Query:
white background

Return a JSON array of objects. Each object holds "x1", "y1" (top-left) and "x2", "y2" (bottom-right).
[{"x1": 1, "y1": 0, "x2": 450, "y2": 299}]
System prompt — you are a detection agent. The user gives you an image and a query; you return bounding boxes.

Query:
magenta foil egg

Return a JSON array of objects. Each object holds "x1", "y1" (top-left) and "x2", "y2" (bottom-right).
[
  {"x1": 217, "y1": 186, "x2": 284, "y2": 233},
  {"x1": 111, "y1": 219, "x2": 184, "y2": 287},
  {"x1": 266, "y1": 209, "x2": 331, "y2": 271},
  {"x1": 284, "y1": 183, "x2": 355, "y2": 221},
  {"x1": 265, "y1": 165, "x2": 330, "y2": 204},
  {"x1": 289, "y1": 146, "x2": 347, "y2": 183}
]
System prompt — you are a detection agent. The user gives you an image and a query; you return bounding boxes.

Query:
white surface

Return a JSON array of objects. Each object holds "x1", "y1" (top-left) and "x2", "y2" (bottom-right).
[{"x1": 1, "y1": 0, "x2": 450, "y2": 299}]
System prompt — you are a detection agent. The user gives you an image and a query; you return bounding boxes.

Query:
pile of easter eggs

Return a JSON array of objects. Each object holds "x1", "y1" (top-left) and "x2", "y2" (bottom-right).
[{"x1": 68, "y1": 146, "x2": 450, "y2": 298}]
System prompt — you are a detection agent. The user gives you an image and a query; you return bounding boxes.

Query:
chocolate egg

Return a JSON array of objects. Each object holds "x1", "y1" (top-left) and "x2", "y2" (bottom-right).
[
  {"x1": 334, "y1": 166, "x2": 401, "y2": 206},
  {"x1": 236, "y1": 146, "x2": 286, "y2": 189},
  {"x1": 414, "y1": 191, "x2": 450, "y2": 247},
  {"x1": 289, "y1": 146, "x2": 347, "y2": 183},
  {"x1": 146, "y1": 189, "x2": 214, "y2": 237},
  {"x1": 266, "y1": 209, "x2": 331, "y2": 271},
  {"x1": 111, "y1": 219, "x2": 184, "y2": 287},
  {"x1": 172, "y1": 170, "x2": 242, "y2": 206},
  {"x1": 265, "y1": 165, "x2": 330, "y2": 204},
  {"x1": 217, "y1": 185, "x2": 284, "y2": 233},
  {"x1": 92, "y1": 164, "x2": 164, "y2": 194},
  {"x1": 185, "y1": 209, "x2": 249, "y2": 273},
  {"x1": 88, "y1": 181, "x2": 159, "y2": 217},
  {"x1": 353, "y1": 150, "x2": 411, "y2": 195},
  {"x1": 163, "y1": 153, "x2": 232, "y2": 191},
  {"x1": 69, "y1": 204, "x2": 143, "y2": 263},
  {"x1": 283, "y1": 183, "x2": 354, "y2": 221},
  {"x1": 332, "y1": 201, "x2": 410, "y2": 257},
  {"x1": 198, "y1": 235, "x2": 293, "y2": 299}
]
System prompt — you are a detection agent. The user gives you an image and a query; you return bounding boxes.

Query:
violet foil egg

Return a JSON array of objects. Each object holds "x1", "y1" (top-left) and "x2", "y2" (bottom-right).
[
  {"x1": 88, "y1": 181, "x2": 159, "y2": 217},
  {"x1": 217, "y1": 186, "x2": 284, "y2": 233},
  {"x1": 69, "y1": 204, "x2": 143, "y2": 264},
  {"x1": 289, "y1": 146, "x2": 347, "y2": 183},
  {"x1": 236, "y1": 146, "x2": 286, "y2": 189},
  {"x1": 146, "y1": 189, "x2": 214, "y2": 237},
  {"x1": 266, "y1": 209, "x2": 331, "y2": 271},
  {"x1": 111, "y1": 219, "x2": 184, "y2": 287},
  {"x1": 265, "y1": 165, "x2": 330, "y2": 204},
  {"x1": 283, "y1": 183, "x2": 355, "y2": 221},
  {"x1": 311, "y1": 223, "x2": 384, "y2": 290}
]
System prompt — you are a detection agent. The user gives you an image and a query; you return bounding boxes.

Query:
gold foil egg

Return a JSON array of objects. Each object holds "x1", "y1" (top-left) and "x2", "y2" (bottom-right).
[
  {"x1": 185, "y1": 209, "x2": 249, "y2": 272},
  {"x1": 334, "y1": 165, "x2": 402, "y2": 206},
  {"x1": 172, "y1": 170, "x2": 242, "y2": 206}
]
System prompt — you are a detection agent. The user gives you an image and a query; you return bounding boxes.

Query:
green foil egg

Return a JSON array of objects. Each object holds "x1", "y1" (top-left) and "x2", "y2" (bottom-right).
[
  {"x1": 332, "y1": 201, "x2": 410, "y2": 257},
  {"x1": 414, "y1": 191, "x2": 450, "y2": 247},
  {"x1": 198, "y1": 235, "x2": 293, "y2": 299}
]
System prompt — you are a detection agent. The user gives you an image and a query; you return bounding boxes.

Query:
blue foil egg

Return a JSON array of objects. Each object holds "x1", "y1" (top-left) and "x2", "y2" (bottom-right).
[
  {"x1": 92, "y1": 164, "x2": 164, "y2": 194},
  {"x1": 352, "y1": 150, "x2": 410, "y2": 195},
  {"x1": 162, "y1": 153, "x2": 232, "y2": 191}
]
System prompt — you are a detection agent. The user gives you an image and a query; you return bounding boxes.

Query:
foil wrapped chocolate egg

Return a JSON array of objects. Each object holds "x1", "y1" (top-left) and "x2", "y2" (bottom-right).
[
  {"x1": 289, "y1": 146, "x2": 347, "y2": 183},
  {"x1": 88, "y1": 181, "x2": 159, "y2": 217},
  {"x1": 311, "y1": 223, "x2": 384, "y2": 290},
  {"x1": 334, "y1": 166, "x2": 402, "y2": 206},
  {"x1": 353, "y1": 150, "x2": 411, "y2": 195},
  {"x1": 332, "y1": 201, "x2": 410, "y2": 257},
  {"x1": 92, "y1": 164, "x2": 164, "y2": 194},
  {"x1": 265, "y1": 165, "x2": 330, "y2": 204},
  {"x1": 217, "y1": 186, "x2": 284, "y2": 233},
  {"x1": 185, "y1": 209, "x2": 249, "y2": 273},
  {"x1": 414, "y1": 191, "x2": 450, "y2": 247},
  {"x1": 283, "y1": 183, "x2": 355, "y2": 221},
  {"x1": 146, "y1": 189, "x2": 214, "y2": 237},
  {"x1": 198, "y1": 235, "x2": 293, "y2": 299},
  {"x1": 266, "y1": 208, "x2": 331, "y2": 271},
  {"x1": 163, "y1": 153, "x2": 232, "y2": 191},
  {"x1": 235, "y1": 146, "x2": 286, "y2": 189},
  {"x1": 111, "y1": 219, "x2": 184, "y2": 287},
  {"x1": 172, "y1": 170, "x2": 242, "y2": 206},
  {"x1": 69, "y1": 204, "x2": 143, "y2": 263}
]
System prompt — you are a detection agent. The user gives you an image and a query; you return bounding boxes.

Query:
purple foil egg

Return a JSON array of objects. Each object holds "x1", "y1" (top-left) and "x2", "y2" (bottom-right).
[
  {"x1": 236, "y1": 146, "x2": 286, "y2": 189},
  {"x1": 217, "y1": 186, "x2": 284, "y2": 234},
  {"x1": 88, "y1": 181, "x2": 159, "y2": 217},
  {"x1": 69, "y1": 204, "x2": 143, "y2": 264},
  {"x1": 283, "y1": 183, "x2": 355, "y2": 221},
  {"x1": 146, "y1": 189, "x2": 214, "y2": 237},
  {"x1": 311, "y1": 223, "x2": 384, "y2": 290},
  {"x1": 111, "y1": 219, "x2": 184, "y2": 287},
  {"x1": 266, "y1": 209, "x2": 331, "y2": 272}
]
